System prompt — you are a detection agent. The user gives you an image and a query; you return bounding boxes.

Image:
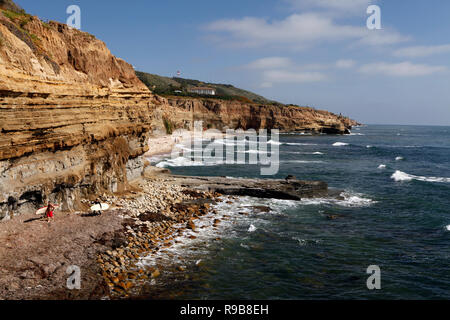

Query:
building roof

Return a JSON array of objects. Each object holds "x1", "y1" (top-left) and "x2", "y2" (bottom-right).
[{"x1": 189, "y1": 87, "x2": 216, "y2": 91}]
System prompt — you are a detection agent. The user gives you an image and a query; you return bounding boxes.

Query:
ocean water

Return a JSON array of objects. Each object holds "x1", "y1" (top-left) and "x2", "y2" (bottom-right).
[{"x1": 148, "y1": 125, "x2": 450, "y2": 300}]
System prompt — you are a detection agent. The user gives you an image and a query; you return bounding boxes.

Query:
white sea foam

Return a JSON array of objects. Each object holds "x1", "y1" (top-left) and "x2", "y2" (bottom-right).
[
  {"x1": 333, "y1": 142, "x2": 349, "y2": 147},
  {"x1": 285, "y1": 143, "x2": 318, "y2": 146},
  {"x1": 147, "y1": 155, "x2": 167, "y2": 164},
  {"x1": 283, "y1": 132, "x2": 312, "y2": 136},
  {"x1": 391, "y1": 170, "x2": 412, "y2": 181},
  {"x1": 395, "y1": 156, "x2": 404, "y2": 161},
  {"x1": 446, "y1": 225, "x2": 450, "y2": 231},
  {"x1": 155, "y1": 157, "x2": 223, "y2": 168},
  {"x1": 212, "y1": 139, "x2": 246, "y2": 147},
  {"x1": 292, "y1": 237, "x2": 307, "y2": 246},
  {"x1": 269, "y1": 198, "x2": 300, "y2": 209},
  {"x1": 292, "y1": 237, "x2": 321, "y2": 246},
  {"x1": 391, "y1": 170, "x2": 450, "y2": 183},
  {"x1": 242, "y1": 149, "x2": 274, "y2": 155},
  {"x1": 300, "y1": 192, "x2": 376, "y2": 207},
  {"x1": 137, "y1": 196, "x2": 270, "y2": 269},
  {"x1": 283, "y1": 151, "x2": 324, "y2": 155},
  {"x1": 366, "y1": 145, "x2": 373, "y2": 148},
  {"x1": 224, "y1": 176, "x2": 249, "y2": 180},
  {"x1": 378, "y1": 164, "x2": 386, "y2": 169},
  {"x1": 136, "y1": 190, "x2": 375, "y2": 274}
]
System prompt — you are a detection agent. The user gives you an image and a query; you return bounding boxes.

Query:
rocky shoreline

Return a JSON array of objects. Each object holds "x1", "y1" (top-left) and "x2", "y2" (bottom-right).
[
  {"x1": 94, "y1": 178, "x2": 224, "y2": 298},
  {"x1": 0, "y1": 170, "x2": 338, "y2": 300}
]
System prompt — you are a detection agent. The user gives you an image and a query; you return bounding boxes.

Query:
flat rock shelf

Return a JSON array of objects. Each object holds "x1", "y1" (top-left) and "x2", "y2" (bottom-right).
[{"x1": 168, "y1": 175, "x2": 333, "y2": 200}]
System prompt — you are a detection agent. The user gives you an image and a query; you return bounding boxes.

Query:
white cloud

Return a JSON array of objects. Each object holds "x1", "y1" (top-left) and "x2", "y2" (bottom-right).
[
  {"x1": 206, "y1": 12, "x2": 408, "y2": 50},
  {"x1": 359, "y1": 28, "x2": 411, "y2": 46},
  {"x1": 393, "y1": 44, "x2": 450, "y2": 58},
  {"x1": 262, "y1": 69, "x2": 327, "y2": 85},
  {"x1": 245, "y1": 57, "x2": 328, "y2": 87},
  {"x1": 247, "y1": 57, "x2": 293, "y2": 69},
  {"x1": 336, "y1": 59, "x2": 356, "y2": 68},
  {"x1": 359, "y1": 61, "x2": 447, "y2": 77},
  {"x1": 207, "y1": 13, "x2": 365, "y2": 49},
  {"x1": 287, "y1": 0, "x2": 374, "y2": 13}
]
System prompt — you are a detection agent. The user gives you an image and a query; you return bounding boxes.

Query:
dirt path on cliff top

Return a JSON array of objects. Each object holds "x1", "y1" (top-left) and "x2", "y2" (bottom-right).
[{"x1": 0, "y1": 208, "x2": 126, "y2": 300}]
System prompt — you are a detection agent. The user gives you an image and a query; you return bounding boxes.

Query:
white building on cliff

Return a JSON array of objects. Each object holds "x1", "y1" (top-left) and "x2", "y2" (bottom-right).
[{"x1": 188, "y1": 87, "x2": 216, "y2": 95}]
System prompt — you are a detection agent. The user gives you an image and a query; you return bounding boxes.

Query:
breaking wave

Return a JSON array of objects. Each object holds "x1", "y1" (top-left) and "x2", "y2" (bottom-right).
[
  {"x1": 300, "y1": 192, "x2": 376, "y2": 208},
  {"x1": 155, "y1": 157, "x2": 223, "y2": 168},
  {"x1": 332, "y1": 142, "x2": 349, "y2": 147},
  {"x1": 283, "y1": 151, "x2": 324, "y2": 155},
  {"x1": 391, "y1": 170, "x2": 450, "y2": 183},
  {"x1": 285, "y1": 143, "x2": 319, "y2": 146}
]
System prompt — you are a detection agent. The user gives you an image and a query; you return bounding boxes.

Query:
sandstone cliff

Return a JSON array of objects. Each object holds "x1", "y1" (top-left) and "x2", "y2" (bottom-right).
[
  {"x1": 0, "y1": 9, "x2": 155, "y2": 219},
  {"x1": 0, "y1": 3, "x2": 358, "y2": 221},
  {"x1": 150, "y1": 95, "x2": 356, "y2": 135}
]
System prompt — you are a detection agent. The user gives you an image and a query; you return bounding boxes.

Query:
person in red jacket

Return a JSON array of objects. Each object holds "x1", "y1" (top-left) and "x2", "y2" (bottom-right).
[{"x1": 45, "y1": 202, "x2": 55, "y2": 224}]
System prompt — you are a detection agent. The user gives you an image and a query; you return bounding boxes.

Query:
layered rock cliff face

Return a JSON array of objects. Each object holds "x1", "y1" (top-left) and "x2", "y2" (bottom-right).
[
  {"x1": 0, "y1": 10, "x2": 154, "y2": 219},
  {"x1": 151, "y1": 96, "x2": 356, "y2": 134},
  {"x1": 0, "y1": 3, "x2": 357, "y2": 221}
]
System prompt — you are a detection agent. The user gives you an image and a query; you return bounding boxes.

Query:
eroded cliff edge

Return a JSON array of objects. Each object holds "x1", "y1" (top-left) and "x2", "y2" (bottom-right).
[
  {"x1": 0, "y1": 9, "x2": 155, "y2": 219},
  {"x1": 150, "y1": 95, "x2": 357, "y2": 135}
]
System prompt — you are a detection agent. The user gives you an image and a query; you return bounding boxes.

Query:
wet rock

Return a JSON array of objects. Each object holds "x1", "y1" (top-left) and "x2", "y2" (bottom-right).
[
  {"x1": 187, "y1": 221, "x2": 196, "y2": 231},
  {"x1": 151, "y1": 269, "x2": 160, "y2": 278},
  {"x1": 252, "y1": 206, "x2": 271, "y2": 213},
  {"x1": 175, "y1": 176, "x2": 330, "y2": 200}
]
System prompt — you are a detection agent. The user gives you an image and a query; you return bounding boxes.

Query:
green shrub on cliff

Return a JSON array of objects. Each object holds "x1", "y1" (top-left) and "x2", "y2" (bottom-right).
[
  {"x1": 0, "y1": 0, "x2": 25, "y2": 14},
  {"x1": 2, "y1": 9, "x2": 31, "y2": 27},
  {"x1": 163, "y1": 117, "x2": 174, "y2": 135}
]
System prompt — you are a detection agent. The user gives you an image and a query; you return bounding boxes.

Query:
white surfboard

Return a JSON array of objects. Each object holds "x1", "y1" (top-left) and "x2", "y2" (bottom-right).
[
  {"x1": 35, "y1": 205, "x2": 60, "y2": 215},
  {"x1": 90, "y1": 203, "x2": 110, "y2": 211}
]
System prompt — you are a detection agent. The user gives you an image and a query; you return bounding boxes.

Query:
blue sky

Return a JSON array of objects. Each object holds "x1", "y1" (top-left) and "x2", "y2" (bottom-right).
[{"x1": 16, "y1": 0, "x2": 450, "y2": 125}]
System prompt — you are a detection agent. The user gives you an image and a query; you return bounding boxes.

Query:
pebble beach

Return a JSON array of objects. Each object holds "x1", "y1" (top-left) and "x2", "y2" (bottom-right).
[{"x1": 95, "y1": 177, "x2": 227, "y2": 298}]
